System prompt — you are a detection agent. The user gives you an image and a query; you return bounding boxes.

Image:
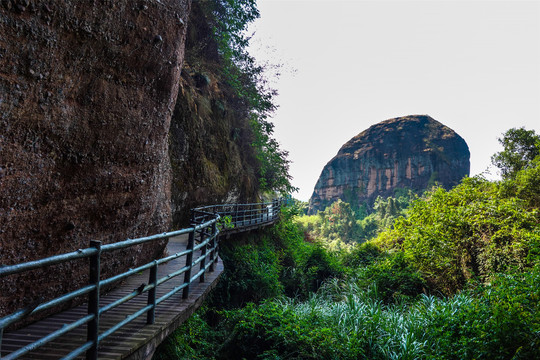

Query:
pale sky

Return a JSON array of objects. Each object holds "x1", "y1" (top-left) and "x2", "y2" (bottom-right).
[{"x1": 248, "y1": 0, "x2": 540, "y2": 201}]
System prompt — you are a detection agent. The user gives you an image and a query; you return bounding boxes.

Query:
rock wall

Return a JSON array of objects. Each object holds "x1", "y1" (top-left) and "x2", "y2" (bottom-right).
[
  {"x1": 169, "y1": 2, "x2": 260, "y2": 226},
  {"x1": 308, "y1": 115, "x2": 470, "y2": 214},
  {"x1": 0, "y1": 0, "x2": 190, "y2": 318}
]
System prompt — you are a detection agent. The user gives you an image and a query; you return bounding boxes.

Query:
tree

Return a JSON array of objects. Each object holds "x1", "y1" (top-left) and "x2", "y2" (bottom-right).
[
  {"x1": 198, "y1": 0, "x2": 295, "y2": 194},
  {"x1": 491, "y1": 127, "x2": 540, "y2": 179}
]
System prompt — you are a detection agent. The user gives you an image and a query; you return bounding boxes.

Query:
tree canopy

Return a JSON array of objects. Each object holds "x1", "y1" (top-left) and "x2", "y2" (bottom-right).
[
  {"x1": 199, "y1": 0, "x2": 295, "y2": 194},
  {"x1": 491, "y1": 127, "x2": 540, "y2": 179}
]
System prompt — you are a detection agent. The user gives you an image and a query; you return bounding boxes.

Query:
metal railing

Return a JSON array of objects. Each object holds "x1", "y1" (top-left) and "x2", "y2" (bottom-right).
[
  {"x1": 0, "y1": 216, "x2": 220, "y2": 360},
  {"x1": 0, "y1": 199, "x2": 283, "y2": 359},
  {"x1": 191, "y1": 198, "x2": 283, "y2": 232}
]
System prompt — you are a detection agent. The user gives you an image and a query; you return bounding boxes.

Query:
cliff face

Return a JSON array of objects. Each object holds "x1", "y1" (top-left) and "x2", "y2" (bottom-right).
[
  {"x1": 308, "y1": 115, "x2": 470, "y2": 214},
  {"x1": 0, "y1": 0, "x2": 190, "y2": 316},
  {"x1": 169, "y1": 2, "x2": 260, "y2": 226}
]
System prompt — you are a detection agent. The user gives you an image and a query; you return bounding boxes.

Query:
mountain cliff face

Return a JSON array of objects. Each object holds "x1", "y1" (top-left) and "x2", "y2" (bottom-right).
[
  {"x1": 168, "y1": 2, "x2": 260, "y2": 226},
  {"x1": 308, "y1": 115, "x2": 470, "y2": 214},
  {"x1": 0, "y1": 0, "x2": 190, "y2": 317}
]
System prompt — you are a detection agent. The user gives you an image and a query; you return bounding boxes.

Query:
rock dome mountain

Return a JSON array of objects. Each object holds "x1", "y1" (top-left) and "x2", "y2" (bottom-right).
[{"x1": 308, "y1": 115, "x2": 470, "y2": 214}]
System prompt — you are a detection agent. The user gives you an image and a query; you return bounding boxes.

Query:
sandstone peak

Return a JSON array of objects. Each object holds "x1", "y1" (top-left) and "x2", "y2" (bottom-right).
[{"x1": 308, "y1": 115, "x2": 470, "y2": 214}]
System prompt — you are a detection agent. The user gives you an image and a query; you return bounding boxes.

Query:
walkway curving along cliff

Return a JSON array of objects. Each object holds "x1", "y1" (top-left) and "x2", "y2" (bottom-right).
[{"x1": 0, "y1": 199, "x2": 283, "y2": 360}]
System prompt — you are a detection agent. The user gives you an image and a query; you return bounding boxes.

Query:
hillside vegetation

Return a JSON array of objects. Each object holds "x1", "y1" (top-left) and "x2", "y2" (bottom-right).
[
  {"x1": 157, "y1": 1, "x2": 538, "y2": 358},
  {"x1": 155, "y1": 127, "x2": 540, "y2": 359}
]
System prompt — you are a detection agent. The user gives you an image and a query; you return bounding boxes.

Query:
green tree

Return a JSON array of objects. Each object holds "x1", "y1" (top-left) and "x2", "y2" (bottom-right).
[
  {"x1": 491, "y1": 127, "x2": 540, "y2": 179},
  {"x1": 378, "y1": 177, "x2": 540, "y2": 294},
  {"x1": 197, "y1": 0, "x2": 295, "y2": 194}
]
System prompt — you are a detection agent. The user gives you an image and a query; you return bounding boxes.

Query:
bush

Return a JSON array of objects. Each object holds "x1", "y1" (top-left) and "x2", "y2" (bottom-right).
[
  {"x1": 377, "y1": 176, "x2": 540, "y2": 294},
  {"x1": 218, "y1": 302, "x2": 343, "y2": 360},
  {"x1": 424, "y1": 267, "x2": 540, "y2": 359},
  {"x1": 340, "y1": 242, "x2": 382, "y2": 268},
  {"x1": 209, "y1": 239, "x2": 284, "y2": 308},
  {"x1": 208, "y1": 205, "x2": 345, "y2": 307},
  {"x1": 356, "y1": 252, "x2": 427, "y2": 304}
]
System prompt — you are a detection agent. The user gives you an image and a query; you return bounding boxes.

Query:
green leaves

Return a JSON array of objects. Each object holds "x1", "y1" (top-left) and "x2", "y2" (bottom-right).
[
  {"x1": 376, "y1": 175, "x2": 540, "y2": 294},
  {"x1": 491, "y1": 127, "x2": 540, "y2": 179},
  {"x1": 250, "y1": 116, "x2": 296, "y2": 194},
  {"x1": 197, "y1": 0, "x2": 294, "y2": 195}
]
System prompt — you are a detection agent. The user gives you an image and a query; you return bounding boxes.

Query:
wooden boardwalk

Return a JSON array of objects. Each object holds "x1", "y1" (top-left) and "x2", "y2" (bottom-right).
[{"x1": 1, "y1": 235, "x2": 223, "y2": 359}]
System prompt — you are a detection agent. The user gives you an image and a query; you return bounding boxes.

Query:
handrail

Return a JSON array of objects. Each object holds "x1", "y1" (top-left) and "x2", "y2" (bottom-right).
[
  {"x1": 191, "y1": 198, "x2": 283, "y2": 232},
  {"x1": 0, "y1": 199, "x2": 283, "y2": 359},
  {"x1": 0, "y1": 218, "x2": 220, "y2": 360}
]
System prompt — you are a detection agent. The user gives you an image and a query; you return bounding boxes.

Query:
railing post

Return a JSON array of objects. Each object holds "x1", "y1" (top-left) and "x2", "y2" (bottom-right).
[
  {"x1": 209, "y1": 221, "x2": 217, "y2": 272},
  {"x1": 146, "y1": 260, "x2": 158, "y2": 324},
  {"x1": 199, "y1": 227, "x2": 207, "y2": 283},
  {"x1": 87, "y1": 240, "x2": 101, "y2": 360},
  {"x1": 183, "y1": 230, "x2": 195, "y2": 299}
]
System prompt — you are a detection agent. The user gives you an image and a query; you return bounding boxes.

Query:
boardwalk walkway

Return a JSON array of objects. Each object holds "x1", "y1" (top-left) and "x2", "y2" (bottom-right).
[
  {"x1": 0, "y1": 200, "x2": 283, "y2": 360},
  {"x1": 1, "y1": 235, "x2": 223, "y2": 359}
]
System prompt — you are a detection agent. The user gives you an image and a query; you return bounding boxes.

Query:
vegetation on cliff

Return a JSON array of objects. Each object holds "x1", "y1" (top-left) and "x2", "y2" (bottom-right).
[
  {"x1": 168, "y1": 0, "x2": 294, "y2": 225},
  {"x1": 155, "y1": 127, "x2": 540, "y2": 359}
]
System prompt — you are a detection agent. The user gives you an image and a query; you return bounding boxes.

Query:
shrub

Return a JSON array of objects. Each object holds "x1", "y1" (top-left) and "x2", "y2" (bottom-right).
[
  {"x1": 377, "y1": 176, "x2": 540, "y2": 294},
  {"x1": 424, "y1": 267, "x2": 540, "y2": 359},
  {"x1": 356, "y1": 252, "x2": 427, "y2": 304},
  {"x1": 209, "y1": 239, "x2": 283, "y2": 308},
  {"x1": 340, "y1": 241, "x2": 382, "y2": 268},
  {"x1": 218, "y1": 302, "x2": 343, "y2": 360}
]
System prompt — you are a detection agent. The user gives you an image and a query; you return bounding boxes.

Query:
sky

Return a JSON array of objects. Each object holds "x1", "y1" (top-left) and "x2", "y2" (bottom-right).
[{"x1": 247, "y1": 0, "x2": 540, "y2": 201}]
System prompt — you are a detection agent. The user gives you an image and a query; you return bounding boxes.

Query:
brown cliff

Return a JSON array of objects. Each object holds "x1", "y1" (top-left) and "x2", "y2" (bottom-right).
[
  {"x1": 308, "y1": 115, "x2": 470, "y2": 214},
  {"x1": 169, "y1": 2, "x2": 260, "y2": 226},
  {"x1": 0, "y1": 0, "x2": 190, "y2": 317}
]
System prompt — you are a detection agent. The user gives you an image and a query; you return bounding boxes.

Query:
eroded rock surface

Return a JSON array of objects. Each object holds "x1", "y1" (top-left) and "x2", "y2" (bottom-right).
[
  {"x1": 169, "y1": 1, "x2": 260, "y2": 226},
  {"x1": 308, "y1": 115, "x2": 470, "y2": 214},
  {"x1": 0, "y1": 0, "x2": 190, "y2": 317}
]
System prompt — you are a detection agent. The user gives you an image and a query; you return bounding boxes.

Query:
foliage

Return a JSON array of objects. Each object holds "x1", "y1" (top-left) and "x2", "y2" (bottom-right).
[
  {"x1": 498, "y1": 156, "x2": 540, "y2": 209},
  {"x1": 157, "y1": 268, "x2": 540, "y2": 359},
  {"x1": 196, "y1": 0, "x2": 295, "y2": 194},
  {"x1": 491, "y1": 127, "x2": 540, "y2": 179},
  {"x1": 217, "y1": 215, "x2": 234, "y2": 230},
  {"x1": 218, "y1": 301, "x2": 343, "y2": 359},
  {"x1": 296, "y1": 200, "x2": 362, "y2": 249},
  {"x1": 355, "y1": 252, "x2": 427, "y2": 304},
  {"x1": 339, "y1": 241, "x2": 382, "y2": 268},
  {"x1": 423, "y1": 267, "x2": 540, "y2": 359},
  {"x1": 297, "y1": 191, "x2": 414, "y2": 249},
  {"x1": 211, "y1": 239, "x2": 284, "y2": 308},
  {"x1": 156, "y1": 127, "x2": 540, "y2": 359},
  {"x1": 251, "y1": 116, "x2": 296, "y2": 194},
  {"x1": 208, "y1": 204, "x2": 344, "y2": 308},
  {"x1": 370, "y1": 191, "x2": 413, "y2": 229},
  {"x1": 376, "y1": 176, "x2": 540, "y2": 294},
  {"x1": 153, "y1": 310, "x2": 220, "y2": 360}
]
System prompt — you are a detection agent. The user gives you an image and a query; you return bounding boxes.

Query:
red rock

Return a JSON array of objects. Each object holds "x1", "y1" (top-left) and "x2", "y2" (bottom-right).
[{"x1": 308, "y1": 115, "x2": 470, "y2": 214}]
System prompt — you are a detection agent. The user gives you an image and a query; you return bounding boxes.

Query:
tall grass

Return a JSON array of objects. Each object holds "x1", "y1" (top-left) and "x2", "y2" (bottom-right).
[{"x1": 274, "y1": 270, "x2": 539, "y2": 360}]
